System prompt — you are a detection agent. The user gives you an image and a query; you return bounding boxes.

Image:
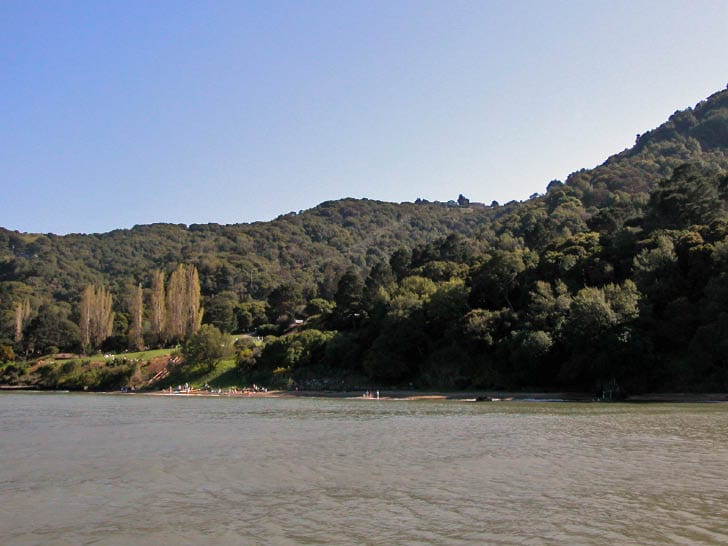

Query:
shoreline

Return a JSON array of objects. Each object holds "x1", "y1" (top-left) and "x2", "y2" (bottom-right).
[
  {"x1": 4, "y1": 386, "x2": 727, "y2": 403},
  {"x1": 148, "y1": 390, "x2": 728, "y2": 403},
  {"x1": 130, "y1": 387, "x2": 595, "y2": 401}
]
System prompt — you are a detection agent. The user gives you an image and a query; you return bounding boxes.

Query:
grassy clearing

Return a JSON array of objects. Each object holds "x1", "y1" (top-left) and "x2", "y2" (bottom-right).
[
  {"x1": 28, "y1": 348, "x2": 174, "y2": 367},
  {"x1": 8, "y1": 348, "x2": 247, "y2": 392},
  {"x1": 5, "y1": 349, "x2": 177, "y2": 390},
  {"x1": 99, "y1": 348, "x2": 174, "y2": 361},
  {"x1": 156, "y1": 358, "x2": 242, "y2": 391}
]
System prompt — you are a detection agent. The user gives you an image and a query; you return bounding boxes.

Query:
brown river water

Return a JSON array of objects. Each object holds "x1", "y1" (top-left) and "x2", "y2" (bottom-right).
[{"x1": 1, "y1": 393, "x2": 727, "y2": 545}]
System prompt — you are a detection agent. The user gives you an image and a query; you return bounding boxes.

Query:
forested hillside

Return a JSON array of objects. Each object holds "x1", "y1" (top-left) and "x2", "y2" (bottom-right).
[
  {"x1": 2, "y1": 87, "x2": 728, "y2": 394},
  {"x1": 0, "y1": 197, "x2": 503, "y2": 356}
]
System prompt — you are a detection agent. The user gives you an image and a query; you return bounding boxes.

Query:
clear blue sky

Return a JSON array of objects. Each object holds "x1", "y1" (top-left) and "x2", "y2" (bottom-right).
[{"x1": 2, "y1": 0, "x2": 727, "y2": 234}]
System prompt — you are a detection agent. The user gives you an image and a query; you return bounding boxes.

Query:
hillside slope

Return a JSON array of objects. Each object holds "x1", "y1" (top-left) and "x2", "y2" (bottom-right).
[{"x1": 0, "y1": 199, "x2": 499, "y2": 303}]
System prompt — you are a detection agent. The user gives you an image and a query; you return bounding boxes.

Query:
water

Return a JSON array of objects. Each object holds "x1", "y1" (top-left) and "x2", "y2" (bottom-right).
[{"x1": 1, "y1": 394, "x2": 727, "y2": 545}]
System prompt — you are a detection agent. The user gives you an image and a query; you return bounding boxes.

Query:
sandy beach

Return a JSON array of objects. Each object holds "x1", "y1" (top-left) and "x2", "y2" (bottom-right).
[{"x1": 143, "y1": 388, "x2": 728, "y2": 403}]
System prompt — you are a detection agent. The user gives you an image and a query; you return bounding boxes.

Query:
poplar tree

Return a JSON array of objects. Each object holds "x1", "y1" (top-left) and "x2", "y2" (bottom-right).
[
  {"x1": 96, "y1": 287, "x2": 114, "y2": 348},
  {"x1": 79, "y1": 285, "x2": 114, "y2": 351},
  {"x1": 165, "y1": 266, "x2": 186, "y2": 342},
  {"x1": 164, "y1": 264, "x2": 202, "y2": 343},
  {"x1": 150, "y1": 270, "x2": 166, "y2": 344},
  {"x1": 184, "y1": 264, "x2": 202, "y2": 337},
  {"x1": 13, "y1": 299, "x2": 31, "y2": 343},
  {"x1": 79, "y1": 286, "x2": 94, "y2": 348},
  {"x1": 128, "y1": 284, "x2": 144, "y2": 351}
]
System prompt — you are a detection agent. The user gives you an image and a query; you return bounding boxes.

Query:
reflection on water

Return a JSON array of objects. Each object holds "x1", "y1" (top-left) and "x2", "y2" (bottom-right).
[{"x1": 1, "y1": 393, "x2": 727, "y2": 545}]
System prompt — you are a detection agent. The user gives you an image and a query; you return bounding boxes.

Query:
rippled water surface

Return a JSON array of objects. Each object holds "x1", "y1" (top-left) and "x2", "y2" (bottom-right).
[{"x1": 1, "y1": 393, "x2": 728, "y2": 545}]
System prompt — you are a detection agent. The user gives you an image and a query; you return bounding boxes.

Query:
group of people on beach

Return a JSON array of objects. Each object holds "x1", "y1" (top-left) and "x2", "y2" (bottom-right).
[{"x1": 363, "y1": 390, "x2": 380, "y2": 399}]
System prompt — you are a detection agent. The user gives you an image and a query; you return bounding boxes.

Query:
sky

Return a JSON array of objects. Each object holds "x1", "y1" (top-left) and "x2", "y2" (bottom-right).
[{"x1": 2, "y1": 1, "x2": 727, "y2": 235}]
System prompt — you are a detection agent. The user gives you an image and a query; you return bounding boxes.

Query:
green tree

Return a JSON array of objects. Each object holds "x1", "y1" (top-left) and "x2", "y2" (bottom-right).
[
  {"x1": 469, "y1": 250, "x2": 530, "y2": 311},
  {"x1": 150, "y1": 270, "x2": 166, "y2": 345},
  {"x1": 389, "y1": 248, "x2": 412, "y2": 281},
  {"x1": 304, "y1": 298, "x2": 334, "y2": 317},
  {"x1": 559, "y1": 281, "x2": 641, "y2": 387},
  {"x1": 256, "y1": 329, "x2": 334, "y2": 371},
  {"x1": 388, "y1": 276, "x2": 437, "y2": 318},
  {"x1": 508, "y1": 329, "x2": 553, "y2": 385},
  {"x1": 182, "y1": 324, "x2": 234, "y2": 372},
  {"x1": 204, "y1": 291, "x2": 238, "y2": 333},
  {"x1": 24, "y1": 305, "x2": 81, "y2": 355},
  {"x1": 526, "y1": 280, "x2": 571, "y2": 334},
  {"x1": 166, "y1": 264, "x2": 202, "y2": 342},
  {"x1": 13, "y1": 299, "x2": 31, "y2": 343},
  {"x1": 236, "y1": 301, "x2": 270, "y2": 331},
  {"x1": 127, "y1": 284, "x2": 144, "y2": 351},
  {"x1": 362, "y1": 316, "x2": 428, "y2": 381},
  {"x1": 648, "y1": 164, "x2": 724, "y2": 229},
  {"x1": 0, "y1": 344, "x2": 15, "y2": 362},
  {"x1": 423, "y1": 279, "x2": 469, "y2": 335},
  {"x1": 267, "y1": 283, "x2": 303, "y2": 324},
  {"x1": 332, "y1": 269, "x2": 365, "y2": 328},
  {"x1": 463, "y1": 308, "x2": 516, "y2": 347}
]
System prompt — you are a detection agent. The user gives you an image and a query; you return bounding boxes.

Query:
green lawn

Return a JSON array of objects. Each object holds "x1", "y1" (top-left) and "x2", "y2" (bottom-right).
[
  {"x1": 155, "y1": 357, "x2": 242, "y2": 390},
  {"x1": 99, "y1": 348, "x2": 175, "y2": 361},
  {"x1": 29, "y1": 348, "x2": 174, "y2": 367},
  {"x1": 11, "y1": 348, "x2": 248, "y2": 392}
]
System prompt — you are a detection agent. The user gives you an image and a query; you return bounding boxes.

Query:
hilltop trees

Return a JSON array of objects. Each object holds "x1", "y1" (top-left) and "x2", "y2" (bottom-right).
[{"x1": 647, "y1": 164, "x2": 725, "y2": 229}]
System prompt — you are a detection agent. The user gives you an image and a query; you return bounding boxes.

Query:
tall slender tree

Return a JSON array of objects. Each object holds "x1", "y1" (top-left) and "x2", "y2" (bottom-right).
[
  {"x1": 13, "y1": 298, "x2": 31, "y2": 343},
  {"x1": 79, "y1": 286, "x2": 94, "y2": 348},
  {"x1": 185, "y1": 264, "x2": 202, "y2": 337},
  {"x1": 128, "y1": 284, "x2": 144, "y2": 351},
  {"x1": 79, "y1": 285, "x2": 114, "y2": 351},
  {"x1": 165, "y1": 264, "x2": 202, "y2": 342},
  {"x1": 165, "y1": 266, "x2": 185, "y2": 342},
  {"x1": 150, "y1": 270, "x2": 166, "y2": 344}
]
